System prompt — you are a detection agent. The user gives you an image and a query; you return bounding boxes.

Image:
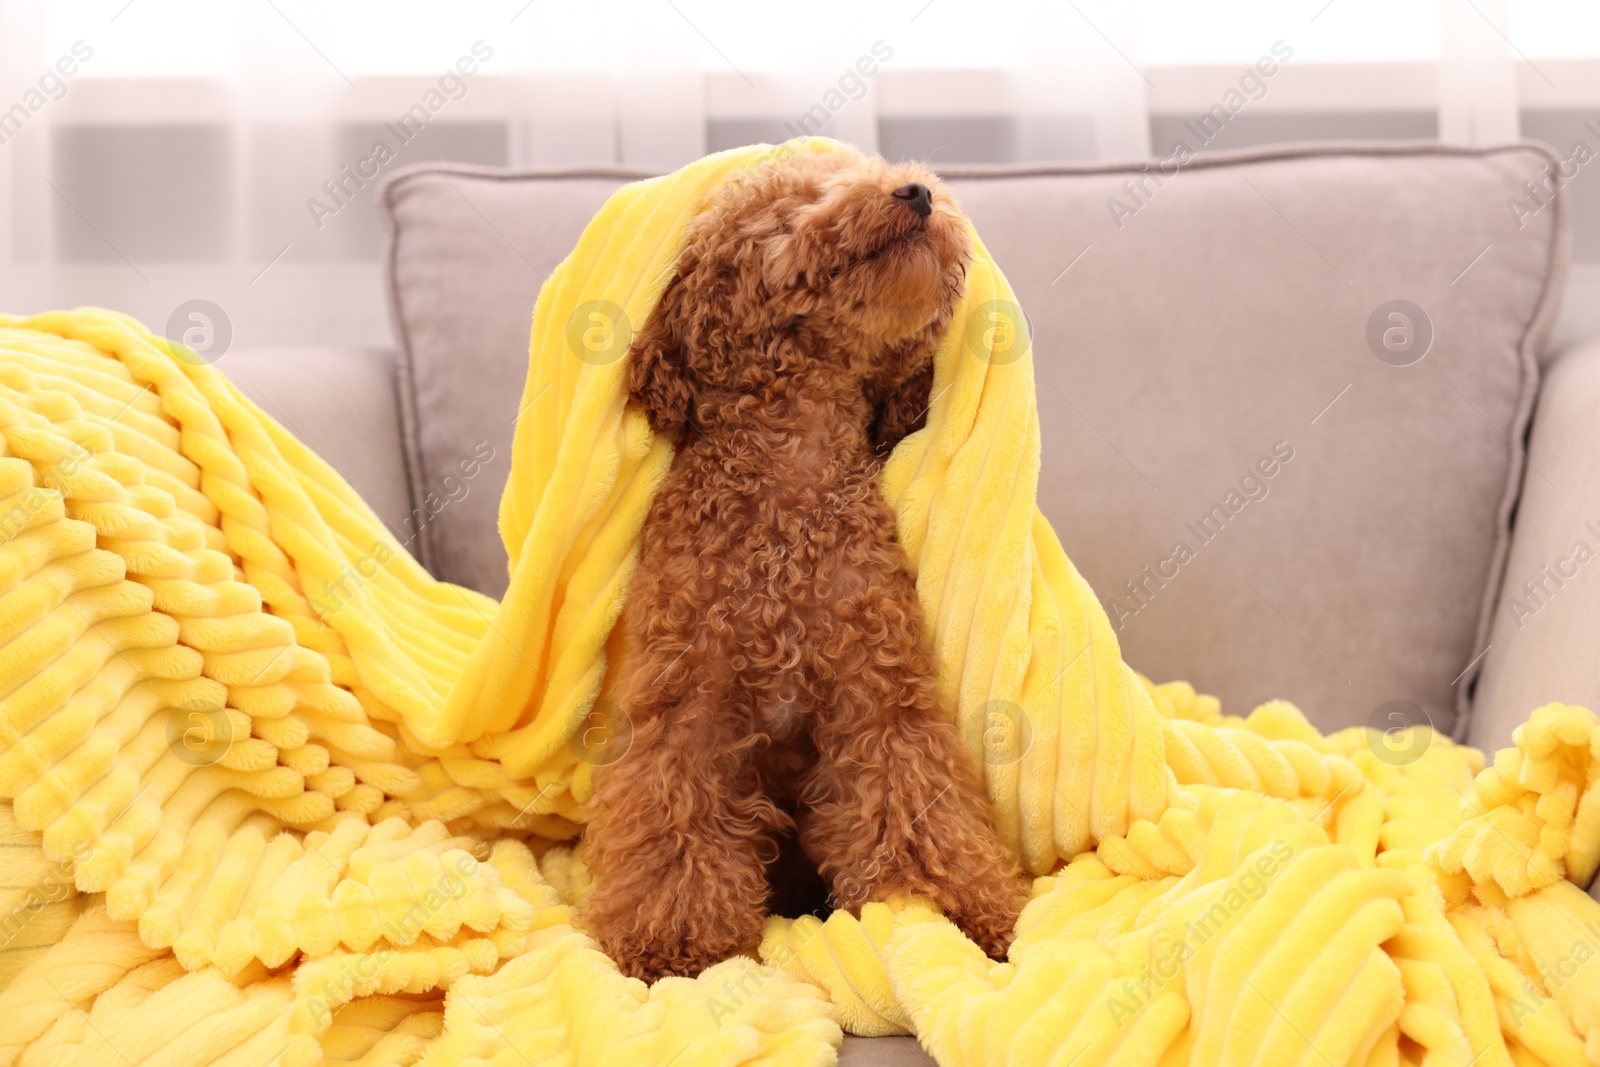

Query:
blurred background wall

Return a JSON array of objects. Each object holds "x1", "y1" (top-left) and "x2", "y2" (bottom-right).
[{"x1": 2, "y1": 0, "x2": 1598, "y2": 351}]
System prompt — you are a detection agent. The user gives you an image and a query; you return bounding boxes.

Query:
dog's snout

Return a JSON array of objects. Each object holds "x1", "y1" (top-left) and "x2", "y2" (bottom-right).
[{"x1": 891, "y1": 182, "x2": 932, "y2": 219}]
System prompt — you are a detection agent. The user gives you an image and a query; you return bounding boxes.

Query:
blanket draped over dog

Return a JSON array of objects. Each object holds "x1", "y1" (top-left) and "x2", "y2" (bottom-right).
[{"x1": 0, "y1": 138, "x2": 1597, "y2": 1066}]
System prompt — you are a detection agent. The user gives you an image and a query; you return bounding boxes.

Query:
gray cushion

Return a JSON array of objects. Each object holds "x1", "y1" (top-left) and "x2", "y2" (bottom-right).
[
  {"x1": 224, "y1": 347, "x2": 416, "y2": 544},
  {"x1": 379, "y1": 144, "x2": 1566, "y2": 735}
]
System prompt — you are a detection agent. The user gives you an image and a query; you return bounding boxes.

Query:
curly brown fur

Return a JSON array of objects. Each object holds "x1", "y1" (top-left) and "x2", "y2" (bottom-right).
[{"x1": 581, "y1": 145, "x2": 1025, "y2": 981}]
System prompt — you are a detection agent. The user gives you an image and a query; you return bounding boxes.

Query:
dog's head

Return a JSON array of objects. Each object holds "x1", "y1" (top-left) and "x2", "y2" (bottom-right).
[{"x1": 626, "y1": 144, "x2": 971, "y2": 439}]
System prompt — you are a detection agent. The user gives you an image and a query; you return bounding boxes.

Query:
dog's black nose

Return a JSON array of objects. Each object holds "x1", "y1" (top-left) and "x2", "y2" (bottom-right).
[{"x1": 891, "y1": 182, "x2": 932, "y2": 219}]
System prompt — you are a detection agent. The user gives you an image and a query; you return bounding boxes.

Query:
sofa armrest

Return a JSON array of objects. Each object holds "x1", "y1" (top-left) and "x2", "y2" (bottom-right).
[
  {"x1": 1471, "y1": 341, "x2": 1600, "y2": 898},
  {"x1": 1472, "y1": 340, "x2": 1600, "y2": 748}
]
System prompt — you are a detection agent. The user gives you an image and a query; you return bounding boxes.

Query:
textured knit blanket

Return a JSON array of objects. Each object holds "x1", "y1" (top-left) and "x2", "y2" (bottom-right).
[{"x1": 0, "y1": 138, "x2": 1596, "y2": 1067}]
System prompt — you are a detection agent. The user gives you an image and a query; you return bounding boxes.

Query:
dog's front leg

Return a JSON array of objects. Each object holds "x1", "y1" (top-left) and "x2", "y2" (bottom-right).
[
  {"x1": 582, "y1": 663, "x2": 783, "y2": 981},
  {"x1": 802, "y1": 631, "x2": 1024, "y2": 959}
]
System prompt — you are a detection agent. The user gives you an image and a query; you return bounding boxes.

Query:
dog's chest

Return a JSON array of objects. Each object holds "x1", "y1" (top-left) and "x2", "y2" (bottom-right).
[{"x1": 674, "y1": 431, "x2": 882, "y2": 551}]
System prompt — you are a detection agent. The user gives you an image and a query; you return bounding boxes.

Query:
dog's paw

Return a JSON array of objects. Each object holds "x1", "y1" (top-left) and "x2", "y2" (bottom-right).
[
  {"x1": 927, "y1": 869, "x2": 1025, "y2": 962},
  {"x1": 609, "y1": 944, "x2": 718, "y2": 983},
  {"x1": 953, "y1": 905, "x2": 1019, "y2": 961},
  {"x1": 588, "y1": 910, "x2": 762, "y2": 984}
]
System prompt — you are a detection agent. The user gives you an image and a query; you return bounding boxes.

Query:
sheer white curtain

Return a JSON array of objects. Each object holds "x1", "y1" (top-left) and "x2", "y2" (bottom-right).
[
  {"x1": 0, "y1": 0, "x2": 1572, "y2": 349},
  {"x1": 1439, "y1": 0, "x2": 1518, "y2": 143},
  {"x1": 509, "y1": 0, "x2": 706, "y2": 168},
  {"x1": 1014, "y1": 0, "x2": 1151, "y2": 161},
  {"x1": 0, "y1": 0, "x2": 1166, "y2": 348},
  {"x1": 1, "y1": 1, "x2": 55, "y2": 303}
]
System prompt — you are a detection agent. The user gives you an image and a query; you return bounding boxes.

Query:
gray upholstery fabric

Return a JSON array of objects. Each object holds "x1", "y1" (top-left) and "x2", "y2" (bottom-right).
[
  {"x1": 839, "y1": 1036, "x2": 931, "y2": 1064},
  {"x1": 224, "y1": 347, "x2": 416, "y2": 544},
  {"x1": 379, "y1": 144, "x2": 1567, "y2": 735},
  {"x1": 1474, "y1": 342, "x2": 1600, "y2": 756}
]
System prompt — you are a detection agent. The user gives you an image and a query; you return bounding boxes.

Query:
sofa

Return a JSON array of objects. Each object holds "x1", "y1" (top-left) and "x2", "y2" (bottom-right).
[{"x1": 218, "y1": 140, "x2": 1598, "y2": 1063}]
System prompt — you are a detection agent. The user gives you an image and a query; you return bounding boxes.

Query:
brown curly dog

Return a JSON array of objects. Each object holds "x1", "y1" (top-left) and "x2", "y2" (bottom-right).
[{"x1": 581, "y1": 145, "x2": 1024, "y2": 981}]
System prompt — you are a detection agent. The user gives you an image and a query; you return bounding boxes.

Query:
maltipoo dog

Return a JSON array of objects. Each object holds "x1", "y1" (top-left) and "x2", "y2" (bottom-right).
[{"x1": 582, "y1": 144, "x2": 1023, "y2": 981}]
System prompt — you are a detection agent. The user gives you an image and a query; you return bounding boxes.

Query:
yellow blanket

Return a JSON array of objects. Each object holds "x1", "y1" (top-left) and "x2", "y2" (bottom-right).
[{"x1": 0, "y1": 137, "x2": 1596, "y2": 1066}]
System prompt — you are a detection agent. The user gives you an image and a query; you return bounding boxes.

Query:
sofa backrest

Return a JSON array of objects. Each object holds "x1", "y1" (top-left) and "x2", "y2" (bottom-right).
[{"x1": 380, "y1": 143, "x2": 1566, "y2": 736}]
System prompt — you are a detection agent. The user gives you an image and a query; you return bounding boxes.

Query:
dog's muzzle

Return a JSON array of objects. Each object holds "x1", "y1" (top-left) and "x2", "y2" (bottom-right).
[{"x1": 891, "y1": 182, "x2": 932, "y2": 219}]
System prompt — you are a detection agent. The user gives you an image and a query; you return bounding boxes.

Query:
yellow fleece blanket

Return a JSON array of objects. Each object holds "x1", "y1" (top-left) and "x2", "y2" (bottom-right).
[{"x1": 0, "y1": 137, "x2": 1596, "y2": 1066}]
